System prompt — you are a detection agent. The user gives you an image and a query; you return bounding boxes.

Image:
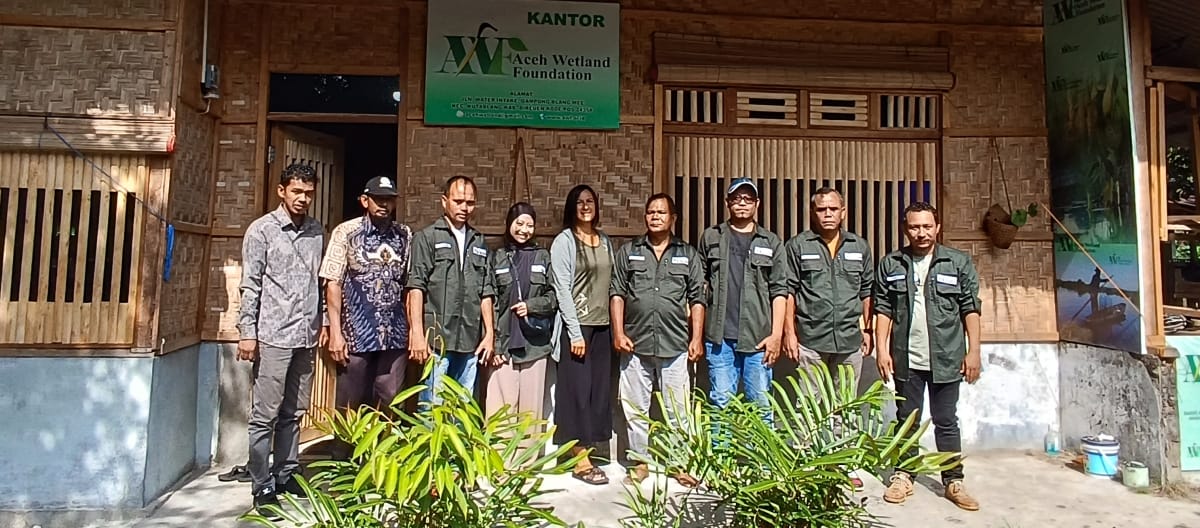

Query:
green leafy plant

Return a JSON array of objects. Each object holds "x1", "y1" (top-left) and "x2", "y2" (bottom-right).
[
  {"x1": 620, "y1": 363, "x2": 959, "y2": 528},
  {"x1": 1010, "y1": 202, "x2": 1040, "y2": 228},
  {"x1": 242, "y1": 335, "x2": 585, "y2": 528}
]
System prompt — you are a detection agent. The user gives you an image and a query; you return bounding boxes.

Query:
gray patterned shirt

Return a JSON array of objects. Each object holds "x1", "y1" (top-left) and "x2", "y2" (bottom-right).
[{"x1": 238, "y1": 206, "x2": 326, "y2": 348}]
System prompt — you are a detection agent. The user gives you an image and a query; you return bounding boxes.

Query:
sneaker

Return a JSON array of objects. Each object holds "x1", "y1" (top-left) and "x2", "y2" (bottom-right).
[
  {"x1": 882, "y1": 473, "x2": 914, "y2": 504},
  {"x1": 944, "y1": 480, "x2": 980, "y2": 511},
  {"x1": 253, "y1": 487, "x2": 282, "y2": 520},
  {"x1": 218, "y1": 464, "x2": 251, "y2": 483},
  {"x1": 279, "y1": 476, "x2": 306, "y2": 498}
]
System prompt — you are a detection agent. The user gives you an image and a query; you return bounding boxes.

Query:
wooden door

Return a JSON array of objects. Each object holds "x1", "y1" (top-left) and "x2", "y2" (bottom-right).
[{"x1": 267, "y1": 124, "x2": 344, "y2": 439}]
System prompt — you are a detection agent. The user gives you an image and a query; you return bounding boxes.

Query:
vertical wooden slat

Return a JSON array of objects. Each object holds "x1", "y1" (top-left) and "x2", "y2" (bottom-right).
[
  {"x1": 717, "y1": 92, "x2": 725, "y2": 124},
  {"x1": 110, "y1": 158, "x2": 130, "y2": 343},
  {"x1": 92, "y1": 160, "x2": 113, "y2": 342},
  {"x1": 675, "y1": 90, "x2": 684, "y2": 125},
  {"x1": 124, "y1": 158, "x2": 147, "y2": 344},
  {"x1": 689, "y1": 90, "x2": 699, "y2": 124},
  {"x1": 37, "y1": 154, "x2": 55, "y2": 343},
  {"x1": 55, "y1": 156, "x2": 73, "y2": 343}
]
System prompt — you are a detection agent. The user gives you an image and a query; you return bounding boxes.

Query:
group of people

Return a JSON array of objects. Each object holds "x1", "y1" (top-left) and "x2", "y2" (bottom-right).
[{"x1": 236, "y1": 163, "x2": 984, "y2": 517}]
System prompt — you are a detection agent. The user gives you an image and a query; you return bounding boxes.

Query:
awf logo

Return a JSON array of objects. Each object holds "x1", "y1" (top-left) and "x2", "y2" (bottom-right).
[
  {"x1": 1184, "y1": 356, "x2": 1200, "y2": 384},
  {"x1": 436, "y1": 23, "x2": 528, "y2": 76}
]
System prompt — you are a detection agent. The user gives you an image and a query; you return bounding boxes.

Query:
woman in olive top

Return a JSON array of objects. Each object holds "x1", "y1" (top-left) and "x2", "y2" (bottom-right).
[
  {"x1": 550, "y1": 184, "x2": 616, "y2": 485},
  {"x1": 485, "y1": 203, "x2": 557, "y2": 456}
]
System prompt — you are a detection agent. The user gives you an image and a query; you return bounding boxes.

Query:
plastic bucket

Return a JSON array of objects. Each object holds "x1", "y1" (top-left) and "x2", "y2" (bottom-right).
[
  {"x1": 1122, "y1": 461, "x2": 1149, "y2": 488},
  {"x1": 1081, "y1": 434, "x2": 1119, "y2": 478}
]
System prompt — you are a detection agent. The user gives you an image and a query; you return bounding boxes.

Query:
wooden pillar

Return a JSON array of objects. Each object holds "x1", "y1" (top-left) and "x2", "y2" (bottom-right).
[
  {"x1": 133, "y1": 157, "x2": 170, "y2": 352},
  {"x1": 1127, "y1": 0, "x2": 1167, "y2": 354}
]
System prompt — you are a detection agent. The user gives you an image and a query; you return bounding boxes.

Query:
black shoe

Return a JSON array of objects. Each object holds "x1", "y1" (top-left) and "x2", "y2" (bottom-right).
[
  {"x1": 219, "y1": 465, "x2": 251, "y2": 483},
  {"x1": 279, "y1": 476, "x2": 307, "y2": 498},
  {"x1": 253, "y1": 487, "x2": 282, "y2": 520}
]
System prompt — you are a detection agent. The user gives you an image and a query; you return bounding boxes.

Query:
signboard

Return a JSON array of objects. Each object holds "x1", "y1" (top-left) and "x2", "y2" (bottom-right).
[
  {"x1": 424, "y1": 0, "x2": 620, "y2": 129},
  {"x1": 1167, "y1": 337, "x2": 1200, "y2": 471},
  {"x1": 1043, "y1": 0, "x2": 1142, "y2": 353}
]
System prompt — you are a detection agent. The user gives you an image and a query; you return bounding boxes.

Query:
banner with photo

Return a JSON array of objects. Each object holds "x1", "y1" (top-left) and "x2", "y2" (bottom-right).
[
  {"x1": 1167, "y1": 337, "x2": 1200, "y2": 471},
  {"x1": 1043, "y1": 0, "x2": 1142, "y2": 353},
  {"x1": 425, "y1": 0, "x2": 620, "y2": 129}
]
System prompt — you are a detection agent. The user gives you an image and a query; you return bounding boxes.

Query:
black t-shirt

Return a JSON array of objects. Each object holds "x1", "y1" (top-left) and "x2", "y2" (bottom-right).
[{"x1": 723, "y1": 231, "x2": 754, "y2": 342}]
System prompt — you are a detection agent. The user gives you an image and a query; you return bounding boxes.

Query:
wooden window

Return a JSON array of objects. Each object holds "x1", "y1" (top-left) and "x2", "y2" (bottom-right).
[
  {"x1": 879, "y1": 94, "x2": 939, "y2": 129},
  {"x1": 736, "y1": 91, "x2": 798, "y2": 126},
  {"x1": 809, "y1": 92, "x2": 869, "y2": 128},
  {"x1": 0, "y1": 152, "x2": 146, "y2": 346},
  {"x1": 667, "y1": 136, "x2": 937, "y2": 258},
  {"x1": 665, "y1": 88, "x2": 724, "y2": 124}
]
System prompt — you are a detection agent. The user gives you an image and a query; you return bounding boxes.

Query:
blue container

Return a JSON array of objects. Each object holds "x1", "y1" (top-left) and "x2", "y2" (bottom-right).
[{"x1": 1081, "y1": 434, "x2": 1119, "y2": 478}]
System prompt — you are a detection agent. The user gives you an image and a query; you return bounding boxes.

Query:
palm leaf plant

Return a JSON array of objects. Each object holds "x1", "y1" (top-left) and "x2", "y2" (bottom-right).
[
  {"x1": 243, "y1": 330, "x2": 585, "y2": 528},
  {"x1": 621, "y1": 362, "x2": 960, "y2": 528}
]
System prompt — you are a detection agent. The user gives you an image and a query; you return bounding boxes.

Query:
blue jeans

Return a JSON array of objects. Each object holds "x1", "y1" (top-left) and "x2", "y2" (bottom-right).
[
  {"x1": 706, "y1": 340, "x2": 772, "y2": 423},
  {"x1": 420, "y1": 351, "x2": 478, "y2": 405}
]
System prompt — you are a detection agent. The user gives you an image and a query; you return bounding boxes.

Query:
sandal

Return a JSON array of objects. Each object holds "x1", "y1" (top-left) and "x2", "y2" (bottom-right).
[
  {"x1": 572, "y1": 467, "x2": 609, "y2": 485},
  {"x1": 623, "y1": 464, "x2": 650, "y2": 485}
]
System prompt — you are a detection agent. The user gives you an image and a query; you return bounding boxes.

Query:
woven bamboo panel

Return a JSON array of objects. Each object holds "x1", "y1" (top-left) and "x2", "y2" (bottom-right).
[
  {"x1": 520, "y1": 125, "x2": 655, "y2": 233},
  {"x1": 212, "y1": 124, "x2": 259, "y2": 230},
  {"x1": 403, "y1": 125, "x2": 654, "y2": 233},
  {"x1": 158, "y1": 231, "x2": 205, "y2": 349},
  {"x1": 942, "y1": 137, "x2": 1049, "y2": 234},
  {"x1": 622, "y1": 0, "x2": 937, "y2": 21},
  {"x1": 938, "y1": 0, "x2": 1041, "y2": 26},
  {"x1": 667, "y1": 135, "x2": 937, "y2": 258},
  {"x1": 203, "y1": 236, "x2": 243, "y2": 341},
  {"x1": 266, "y1": 4, "x2": 404, "y2": 69},
  {"x1": 404, "y1": 126, "x2": 516, "y2": 229},
  {"x1": 621, "y1": 15, "x2": 939, "y2": 115},
  {"x1": 945, "y1": 34, "x2": 1045, "y2": 129},
  {"x1": 0, "y1": 151, "x2": 147, "y2": 345},
  {"x1": 218, "y1": 2, "x2": 262, "y2": 123},
  {"x1": 945, "y1": 239, "x2": 1057, "y2": 339},
  {"x1": 169, "y1": 107, "x2": 215, "y2": 225},
  {"x1": 0, "y1": 27, "x2": 172, "y2": 118},
  {"x1": 1, "y1": 0, "x2": 166, "y2": 19}
]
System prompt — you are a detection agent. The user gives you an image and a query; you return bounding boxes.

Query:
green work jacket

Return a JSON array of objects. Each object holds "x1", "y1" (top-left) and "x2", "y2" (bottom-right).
[
  {"x1": 407, "y1": 217, "x2": 495, "y2": 354},
  {"x1": 698, "y1": 223, "x2": 790, "y2": 351},
  {"x1": 489, "y1": 246, "x2": 557, "y2": 364},
  {"x1": 611, "y1": 236, "x2": 705, "y2": 359},
  {"x1": 873, "y1": 244, "x2": 981, "y2": 384},
  {"x1": 786, "y1": 230, "x2": 874, "y2": 355}
]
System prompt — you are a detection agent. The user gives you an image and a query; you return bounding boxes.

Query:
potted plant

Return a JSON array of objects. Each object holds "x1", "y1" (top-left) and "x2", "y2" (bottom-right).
[{"x1": 983, "y1": 202, "x2": 1039, "y2": 250}]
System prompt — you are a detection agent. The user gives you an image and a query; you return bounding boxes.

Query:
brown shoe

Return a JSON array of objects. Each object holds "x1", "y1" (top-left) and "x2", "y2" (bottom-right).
[
  {"x1": 944, "y1": 480, "x2": 980, "y2": 511},
  {"x1": 883, "y1": 473, "x2": 914, "y2": 504},
  {"x1": 623, "y1": 464, "x2": 650, "y2": 485}
]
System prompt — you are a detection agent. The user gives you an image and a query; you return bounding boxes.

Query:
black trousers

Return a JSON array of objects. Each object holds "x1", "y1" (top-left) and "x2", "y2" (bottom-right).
[
  {"x1": 895, "y1": 369, "x2": 964, "y2": 484},
  {"x1": 331, "y1": 348, "x2": 408, "y2": 460},
  {"x1": 554, "y1": 325, "x2": 613, "y2": 445}
]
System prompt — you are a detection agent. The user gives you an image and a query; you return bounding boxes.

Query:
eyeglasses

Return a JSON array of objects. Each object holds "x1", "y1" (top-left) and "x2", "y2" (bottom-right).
[{"x1": 726, "y1": 196, "x2": 757, "y2": 205}]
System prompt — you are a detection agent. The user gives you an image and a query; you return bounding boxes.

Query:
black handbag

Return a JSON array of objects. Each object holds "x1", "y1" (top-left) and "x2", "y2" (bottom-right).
[{"x1": 510, "y1": 254, "x2": 554, "y2": 337}]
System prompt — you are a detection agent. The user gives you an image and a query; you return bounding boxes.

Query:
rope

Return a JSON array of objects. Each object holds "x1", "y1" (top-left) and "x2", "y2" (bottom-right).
[
  {"x1": 40, "y1": 117, "x2": 169, "y2": 224},
  {"x1": 1038, "y1": 202, "x2": 1143, "y2": 318}
]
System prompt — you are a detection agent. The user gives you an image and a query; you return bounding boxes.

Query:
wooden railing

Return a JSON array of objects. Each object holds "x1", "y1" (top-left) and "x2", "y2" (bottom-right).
[{"x1": 0, "y1": 151, "x2": 147, "y2": 346}]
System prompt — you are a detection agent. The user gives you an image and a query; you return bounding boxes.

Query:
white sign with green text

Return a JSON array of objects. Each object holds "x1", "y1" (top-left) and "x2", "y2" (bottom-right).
[{"x1": 424, "y1": 0, "x2": 620, "y2": 129}]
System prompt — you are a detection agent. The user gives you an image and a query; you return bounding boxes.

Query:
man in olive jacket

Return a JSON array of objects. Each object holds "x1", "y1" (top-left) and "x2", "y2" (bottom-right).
[
  {"x1": 874, "y1": 202, "x2": 982, "y2": 512},
  {"x1": 698, "y1": 178, "x2": 789, "y2": 420},
  {"x1": 611, "y1": 194, "x2": 705, "y2": 486},
  {"x1": 406, "y1": 176, "x2": 496, "y2": 404}
]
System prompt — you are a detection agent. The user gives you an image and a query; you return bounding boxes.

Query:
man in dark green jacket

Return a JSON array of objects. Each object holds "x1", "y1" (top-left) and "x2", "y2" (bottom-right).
[
  {"x1": 784, "y1": 187, "x2": 874, "y2": 399},
  {"x1": 612, "y1": 194, "x2": 705, "y2": 486},
  {"x1": 406, "y1": 176, "x2": 496, "y2": 404},
  {"x1": 874, "y1": 202, "x2": 981, "y2": 512},
  {"x1": 698, "y1": 178, "x2": 788, "y2": 419}
]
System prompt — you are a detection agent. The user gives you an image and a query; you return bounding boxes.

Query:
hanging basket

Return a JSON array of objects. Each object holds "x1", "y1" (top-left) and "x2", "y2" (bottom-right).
[{"x1": 983, "y1": 203, "x2": 1018, "y2": 249}]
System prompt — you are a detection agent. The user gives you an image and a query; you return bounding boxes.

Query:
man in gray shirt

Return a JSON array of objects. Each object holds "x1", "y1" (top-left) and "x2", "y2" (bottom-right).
[{"x1": 237, "y1": 163, "x2": 328, "y2": 517}]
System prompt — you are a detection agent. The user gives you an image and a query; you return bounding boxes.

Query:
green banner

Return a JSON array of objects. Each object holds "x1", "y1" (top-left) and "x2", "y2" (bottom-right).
[
  {"x1": 1167, "y1": 337, "x2": 1200, "y2": 471},
  {"x1": 424, "y1": 0, "x2": 620, "y2": 129},
  {"x1": 1043, "y1": 0, "x2": 1142, "y2": 353}
]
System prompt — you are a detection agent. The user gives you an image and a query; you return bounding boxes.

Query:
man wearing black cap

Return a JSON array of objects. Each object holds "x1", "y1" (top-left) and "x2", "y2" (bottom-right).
[
  {"x1": 320, "y1": 175, "x2": 413, "y2": 442},
  {"x1": 697, "y1": 177, "x2": 789, "y2": 422}
]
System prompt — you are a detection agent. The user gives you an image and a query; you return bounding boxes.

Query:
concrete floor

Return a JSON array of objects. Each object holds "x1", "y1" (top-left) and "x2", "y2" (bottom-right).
[{"x1": 100, "y1": 451, "x2": 1199, "y2": 528}]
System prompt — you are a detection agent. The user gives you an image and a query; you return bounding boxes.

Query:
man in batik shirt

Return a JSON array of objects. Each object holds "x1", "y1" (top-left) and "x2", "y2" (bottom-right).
[{"x1": 321, "y1": 175, "x2": 412, "y2": 451}]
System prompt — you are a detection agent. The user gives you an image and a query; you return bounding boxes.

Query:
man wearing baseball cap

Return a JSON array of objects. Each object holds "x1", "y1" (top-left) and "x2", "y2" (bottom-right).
[
  {"x1": 696, "y1": 178, "x2": 790, "y2": 423},
  {"x1": 320, "y1": 174, "x2": 413, "y2": 458}
]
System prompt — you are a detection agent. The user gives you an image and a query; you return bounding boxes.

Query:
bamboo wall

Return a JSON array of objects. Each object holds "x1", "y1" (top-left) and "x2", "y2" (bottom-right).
[{"x1": 188, "y1": 0, "x2": 1056, "y2": 342}]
